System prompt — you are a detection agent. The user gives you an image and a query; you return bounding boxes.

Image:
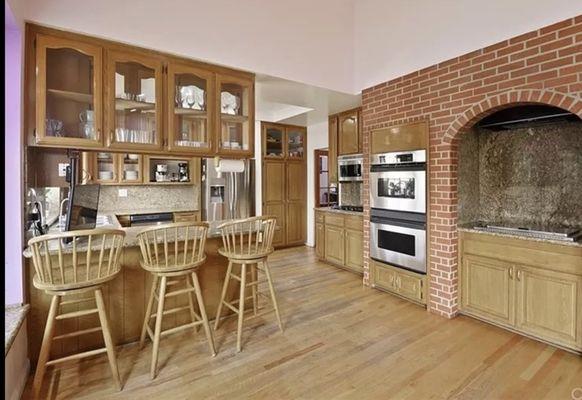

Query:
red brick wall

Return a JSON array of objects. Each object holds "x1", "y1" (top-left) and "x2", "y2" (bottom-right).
[{"x1": 361, "y1": 16, "x2": 582, "y2": 317}]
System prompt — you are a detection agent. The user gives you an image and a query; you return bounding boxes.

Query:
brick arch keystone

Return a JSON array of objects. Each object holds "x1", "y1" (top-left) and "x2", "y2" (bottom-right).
[{"x1": 441, "y1": 89, "x2": 582, "y2": 145}]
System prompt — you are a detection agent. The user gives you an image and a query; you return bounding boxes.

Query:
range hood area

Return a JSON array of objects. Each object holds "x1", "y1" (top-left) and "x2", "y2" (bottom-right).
[{"x1": 476, "y1": 105, "x2": 580, "y2": 131}]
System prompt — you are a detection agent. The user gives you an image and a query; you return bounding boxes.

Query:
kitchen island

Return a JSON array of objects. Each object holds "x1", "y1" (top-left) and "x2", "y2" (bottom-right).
[{"x1": 23, "y1": 215, "x2": 241, "y2": 364}]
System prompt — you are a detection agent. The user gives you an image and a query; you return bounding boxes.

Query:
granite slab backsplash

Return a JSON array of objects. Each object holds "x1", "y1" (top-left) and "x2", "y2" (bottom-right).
[
  {"x1": 339, "y1": 181, "x2": 363, "y2": 207},
  {"x1": 98, "y1": 185, "x2": 199, "y2": 214},
  {"x1": 458, "y1": 121, "x2": 582, "y2": 227}
]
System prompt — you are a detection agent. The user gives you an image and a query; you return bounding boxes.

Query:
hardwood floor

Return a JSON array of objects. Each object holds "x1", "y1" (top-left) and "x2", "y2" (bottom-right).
[{"x1": 22, "y1": 246, "x2": 582, "y2": 399}]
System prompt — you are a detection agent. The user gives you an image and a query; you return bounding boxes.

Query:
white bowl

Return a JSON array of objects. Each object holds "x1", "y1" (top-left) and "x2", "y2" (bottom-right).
[
  {"x1": 125, "y1": 171, "x2": 139, "y2": 180},
  {"x1": 127, "y1": 154, "x2": 139, "y2": 160}
]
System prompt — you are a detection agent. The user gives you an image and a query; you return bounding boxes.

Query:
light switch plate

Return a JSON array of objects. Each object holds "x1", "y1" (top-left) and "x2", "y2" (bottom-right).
[
  {"x1": 118, "y1": 189, "x2": 128, "y2": 197},
  {"x1": 58, "y1": 163, "x2": 69, "y2": 177}
]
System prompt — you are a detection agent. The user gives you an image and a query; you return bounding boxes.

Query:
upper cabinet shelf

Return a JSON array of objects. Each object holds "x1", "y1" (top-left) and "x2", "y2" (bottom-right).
[
  {"x1": 262, "y1": 122, "x2": 306, "y2": 160},
  {"x1": 27, "y1": 25, "x2": 255, "y2": 157}
]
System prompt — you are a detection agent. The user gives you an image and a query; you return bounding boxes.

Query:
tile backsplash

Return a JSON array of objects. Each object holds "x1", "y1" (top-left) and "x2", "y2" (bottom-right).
[
  {"x1": 98, "y1": 185, "x2": 199, "y2": 213},
  {"x1": 458, "y1": 121, "x2": 582, "y2": 227},
  {"x1": 339, "y1": 181, "x2": 363, "y2": 207}
]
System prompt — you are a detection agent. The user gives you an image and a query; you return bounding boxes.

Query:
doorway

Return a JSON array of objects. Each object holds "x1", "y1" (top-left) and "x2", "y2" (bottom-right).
[{"x1": 314, "y1": 149, "x2": 337, "y2": 207}]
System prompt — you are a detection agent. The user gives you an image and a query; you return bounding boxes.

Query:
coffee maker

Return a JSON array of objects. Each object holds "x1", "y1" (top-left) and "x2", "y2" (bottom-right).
[{"x1": 179, "y1": 163, "x2": 189, "y2": 182}]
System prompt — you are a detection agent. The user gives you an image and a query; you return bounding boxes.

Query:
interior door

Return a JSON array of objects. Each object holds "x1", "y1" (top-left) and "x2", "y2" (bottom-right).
[{"x1": 461, "y1": 254, "x2": 515, "y2": 327}]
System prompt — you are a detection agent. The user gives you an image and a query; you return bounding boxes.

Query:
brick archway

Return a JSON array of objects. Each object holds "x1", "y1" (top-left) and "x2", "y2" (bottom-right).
[{"x1": 427, "y1": 89, "x2": 582, "y2": 318}]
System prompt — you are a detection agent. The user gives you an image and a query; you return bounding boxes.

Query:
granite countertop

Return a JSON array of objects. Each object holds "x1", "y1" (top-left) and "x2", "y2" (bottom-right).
[
  {"x1": 458, "y1": 222, "x2": 582, "y2": 248},
  {"x1": 101, "y1": 207, "x2": 199, "y2": 216},
  {"x1": 5, "y1": 304, "x2": 30, "y2": 356},
  {"x1": 314, "y1": 207, "x2": 364, "y2": 217}
]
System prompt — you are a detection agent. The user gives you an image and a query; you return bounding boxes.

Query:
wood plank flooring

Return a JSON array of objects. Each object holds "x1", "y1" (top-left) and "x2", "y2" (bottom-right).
[{"x1": 22, "y1": 246, "x2": 582, "y2": 399}]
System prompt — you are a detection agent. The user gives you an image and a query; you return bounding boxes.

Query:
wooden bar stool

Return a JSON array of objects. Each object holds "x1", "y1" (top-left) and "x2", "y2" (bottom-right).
[
  {"x1": 214, "y1": 216, "x2": 283, "y2": 352},
  {"x1": 136, "y1": 222, "x2": 216, "y2": 379},
  {"x1": 27, "y1": 229, "x2": 126, "y2": 398}
]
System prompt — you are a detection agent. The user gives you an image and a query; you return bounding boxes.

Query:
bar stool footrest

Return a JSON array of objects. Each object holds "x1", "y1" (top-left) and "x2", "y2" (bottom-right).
[
  {"x1": 53, "y1": 326, "x2": 102, "y2": 340},
  {"x1": 45, "y1": 347, "x2": 108, "y2": 366},
  {"x1": 55, "y1": 308, "x2": 99, "y2": 320}
]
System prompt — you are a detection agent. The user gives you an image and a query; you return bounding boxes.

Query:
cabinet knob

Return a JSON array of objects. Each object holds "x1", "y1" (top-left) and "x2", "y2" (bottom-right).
[
  {"x1": 509, "y1": 266, "x2": 514, "y2": 279},
  {"x1": 516, "y1": 270, "x2": 522, "y2": 281}
]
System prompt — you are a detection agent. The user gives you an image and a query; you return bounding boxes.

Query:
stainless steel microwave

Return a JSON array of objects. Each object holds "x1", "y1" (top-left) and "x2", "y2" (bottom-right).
[{"x1": 338, "y1": 154, "x2": 363, "y2": 182}]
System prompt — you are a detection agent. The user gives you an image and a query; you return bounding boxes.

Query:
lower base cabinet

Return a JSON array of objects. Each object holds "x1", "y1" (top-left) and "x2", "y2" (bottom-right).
[
  {"x1": 460, "y1": 231, "x2": 582, "y2": 353},
  {"x1": 372, "y1": 260, "x2": 426, "y2": 305},
  {"x1": 315, "y1": 210, "x2": 363, "y2": 274}
]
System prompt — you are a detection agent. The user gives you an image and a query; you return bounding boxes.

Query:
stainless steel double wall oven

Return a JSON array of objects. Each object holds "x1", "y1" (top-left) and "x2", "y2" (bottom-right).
[{"x1": 369, "y1": 150, "x2": 427, "y2": 274}]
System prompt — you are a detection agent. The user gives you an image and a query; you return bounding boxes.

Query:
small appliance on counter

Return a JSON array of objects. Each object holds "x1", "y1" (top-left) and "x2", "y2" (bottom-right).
[
  {"x1": 178, "y1": 163, "x2": 189, "y2": 182},
  {"x1": 155, "y1": 164, "x2": 168, "y2": 182}
]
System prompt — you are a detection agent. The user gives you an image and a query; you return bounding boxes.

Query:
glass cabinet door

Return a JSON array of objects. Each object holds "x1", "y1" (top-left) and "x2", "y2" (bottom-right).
[
  {"x1": 93, "y1": 152, "x2": 118, "y2": 183},
  {"x1": 119, "y1": 153, "x2": 143, "y2": 183},
  {"x1": 264, "y1": 124, "x2": 284, "y2": 158},
  {"x1": 217, "y1": 74, "x2": 254, "y2": 155},
  {"x1": 167, "y1": 63, "x2": 214, "y2": 153},
  {"x1": 286, "y1": 127, "x2": 306, "y2": 160},
  {"x1": 106, "y1": 51, "x2": 163, "y2": 149},
  {"x1": 36, "y1": 34, "x2": 102, "y2": 147}
]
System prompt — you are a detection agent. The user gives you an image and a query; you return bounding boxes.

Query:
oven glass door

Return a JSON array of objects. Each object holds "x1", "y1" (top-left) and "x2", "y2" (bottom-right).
[
  {"x1": 339, "y1": 163, "x2": 362, "y2": 179},
  {"x1": 370, "y1": 169, "x2": 425, "y2": 213},
  {"x1": 370, "y1": 220, "x2": 426, "y2": 273}
]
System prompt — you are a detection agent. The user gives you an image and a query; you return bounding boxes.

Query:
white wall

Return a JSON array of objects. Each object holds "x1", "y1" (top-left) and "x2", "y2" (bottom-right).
[
  {"x1": 306, "y1": 120, "x2": 328, "y2": 247},
  {"x1": 354, "y1": 0, "x2": 582, "y2": 90},
  {"x1": 15, "y1": 0, "x2": 355, "y2": 94}
]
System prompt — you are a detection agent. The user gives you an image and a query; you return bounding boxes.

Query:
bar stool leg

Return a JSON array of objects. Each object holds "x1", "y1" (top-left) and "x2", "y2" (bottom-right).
[
  {"x1": 251, "y1": 264, "x2": 258, "y2": 316},
  {"x1": 33, "y1": 294, "x2": 60, "y2": 398},
  {"x1": 140, "y1": 275, "x2": 159, "y2": 348},
  {"x1": 95, "y1": 288, "x2": 122, "y2": 391},
  {"x1": 186, "y1": 275, "x2": 200, "y2": 333},
  {"x1": 151, "y1": 276, "x2": 167, "y2": 379},
  {"x1": 262, "y1": 260, "x2": 284, "y2": 332},
  {"x1": 236, "y1": 263, "x2": 247, "y2": 353},
  {"x1": 191, "y1": 272, "x2": 216, "y2": 356},
  {"x1": 214, "y1": 260, "x2": 233, "y2": 330}
]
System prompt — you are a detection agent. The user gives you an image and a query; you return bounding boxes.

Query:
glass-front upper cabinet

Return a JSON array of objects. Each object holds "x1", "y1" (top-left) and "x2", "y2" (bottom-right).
[
  {"x1": 35, "y1": 34, "x2": 103, "y2": 147},
  {"x1": 167, "y1": 63, "x2": 214, "y2": 153},
  {"x1": 263, "y1": 123, "x2": 284, "y2": 159},
  {"x1": 92, "y1": 152, "x2": 118, "y2": 184},
  {"x1": 217, "y1": 74, "x2": 254, "y2": 155},
  {"x1": 286, "y1": 127, "x2": 306, "y2": 160},
  {"x1": 106, "y1": 50, "x2": 163, "y2": 150}
]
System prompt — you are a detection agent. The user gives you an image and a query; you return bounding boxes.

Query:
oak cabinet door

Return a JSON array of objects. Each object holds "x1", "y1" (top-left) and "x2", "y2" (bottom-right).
[
  {"x1": 264, "y1": 203, "x2": 286, "y2": 247},
  {"x1": 373, "y1": 261, "x2": 397, "y2": 290},
  {"x1": 344, "y1": 229, "x2": 363, "y2": 272},
  {"x1": 515, "y1": 266, "x2": 581, "y2": 350},
  {"x1": 286, "y1": 162, "x2": 306, "y2": 202},
  {"x1": 396, "y1": 272, "x2": 424, "y2": 303},
  {"x1": 328, "y1": 116, "x2": 339, "y2": 183},
  {"x1": 263, "y1": 161, "x2": 285, "y2": 203},
  {"x1": 286, "y1": 127, "x2": 306, "y2": 160},
  {"x1": 461, "y1": 255, "x2": 515, "y2": 327},
  {"x1": 315, "y1": 223, "x2": 325, "y2": 259},
  {"x1": 263, "y1": 123, "x2": 285, "y2": 159},
  {"x1": 338, "y1": 110, "x2": 359, "y2": 155},
  {"x1": 35, "y1": 34, "x2": 103, "y2": 148},
  {"x1": 324, "y1": 226, "x2": 345, "y2": 266},
  {"x1": 286, "y1": 202, "x2": 305, "y2": 246}
]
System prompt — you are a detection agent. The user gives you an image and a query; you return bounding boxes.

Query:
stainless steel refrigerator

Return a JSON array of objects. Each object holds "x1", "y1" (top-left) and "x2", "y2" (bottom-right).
[{"x1": 201, "y1": 158, "x2": 255, "y2": 232}]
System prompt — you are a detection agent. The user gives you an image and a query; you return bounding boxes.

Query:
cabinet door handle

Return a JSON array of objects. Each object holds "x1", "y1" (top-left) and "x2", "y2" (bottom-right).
[
  {"x1": 516, "y1": 270, "x2": 521, "y2": 281},
  {"x1": 509, "y1": 266, "x2": 514, "y2": 279}
]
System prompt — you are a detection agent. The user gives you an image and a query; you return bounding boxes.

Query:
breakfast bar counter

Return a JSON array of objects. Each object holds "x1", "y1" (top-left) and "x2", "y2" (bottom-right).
[{"x1": 23, "y1": 217, "x2": 240, "y2": 364}]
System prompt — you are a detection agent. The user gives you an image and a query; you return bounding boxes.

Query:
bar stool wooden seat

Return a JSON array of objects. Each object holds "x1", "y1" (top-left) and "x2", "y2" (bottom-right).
[
  {"x1": 214, "y1": 216, "x2": 283, "y2": 352},
  {"x1": 136, "y1": 222, "x2": 216, "y2": 379},
  {"x1": 27, "y1": 228, "x2": 126, "y2": 397}
]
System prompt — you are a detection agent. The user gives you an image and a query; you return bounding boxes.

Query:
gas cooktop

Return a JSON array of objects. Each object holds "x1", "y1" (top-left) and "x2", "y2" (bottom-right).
[
  {"x1": 472, "y1": 221, "x2": 582, "y2": 242},
  {"x1": 331, "y1": 205, "x2": 364, "y2": 212}
]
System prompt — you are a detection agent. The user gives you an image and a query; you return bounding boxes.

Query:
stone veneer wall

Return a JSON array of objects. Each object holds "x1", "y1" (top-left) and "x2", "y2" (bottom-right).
[
  {"x1": 98, "y1": 185, "x2": 198, "y2": 213},
  {"x1": 361, "y1": 16, "x2": 582, "y2": 317},
  {"x1": 458, "y1": 121, "x2": 582, "y2": 227}
]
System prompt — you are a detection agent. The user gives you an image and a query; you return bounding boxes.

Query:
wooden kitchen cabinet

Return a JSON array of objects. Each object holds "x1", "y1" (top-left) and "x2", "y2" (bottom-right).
[
  {"x1": 167, "y1": 62, "x2": 215, "y2": 154},
  {"x1": 328, "y1": 115, "x2": 339, "y2": 184},
  {"x1": 515, "y1": 266, "x2": 581, "y2": 351},
  {"x1": 34, "y1": 34, "x2": 103, "y2": 148},
  {"x1": 461, "y1": 254, "x2": 515, "y2": 327},
  {"x1": 371, "y1": 260, "x2": 426, "y2": 305},
  {"x1": 216, "y1": 73, "x2": 254, "y2": 157},
  {"x1": 83, "y1": 152, "x2": 144, "y2": 185},
  {"x1": 325, "y1": 225, "x2": 345, "y2": 266},
  {"x1": 459, "y1": 230, "x2": 582, "y2": 353},
  {"x1": 316, "y1": 209, "x2": 363, "y2": 275},
  {"x1": 262, "y1": 122, "x2": 306, "y2": 160},
  {"x1": 173, "y1": 211, "x2": 201, "y2": 222},
  {"x1": 338, "y1": 109, "x2": 360, "y2": 155},
  {"x1": 370, "y1": 120, "x2": 428, "y2": 153}
]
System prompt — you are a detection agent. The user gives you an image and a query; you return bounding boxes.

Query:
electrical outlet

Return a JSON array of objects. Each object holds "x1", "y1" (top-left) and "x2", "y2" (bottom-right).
[
  {"x1": 118, "y1": 189, "x2": 128, "y2": 197},
  {"x1": 58, "y1": 163, "x2": 69, "y2": 177}
]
